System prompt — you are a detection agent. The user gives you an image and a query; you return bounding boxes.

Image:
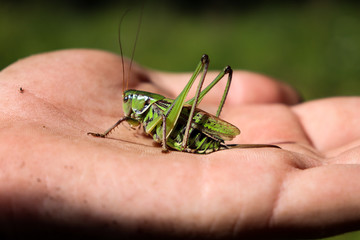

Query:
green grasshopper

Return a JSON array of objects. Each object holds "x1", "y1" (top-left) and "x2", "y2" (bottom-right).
[
  {"x1": 88, "y1": 10, "x2": 279, "y2": 153},
  {"x1": 88, "y1": 53, "x2": 280, "y2": 154}
]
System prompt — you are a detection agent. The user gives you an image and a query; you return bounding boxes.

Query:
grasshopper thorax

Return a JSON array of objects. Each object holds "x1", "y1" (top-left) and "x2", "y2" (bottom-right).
[{"x1": 123, "y1": 89, "x2": 166, "y2": 118}]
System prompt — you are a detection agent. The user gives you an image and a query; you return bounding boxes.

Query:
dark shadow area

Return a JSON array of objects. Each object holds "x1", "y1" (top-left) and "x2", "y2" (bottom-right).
[{"x1": 0, "y1": 192, "x2": 360, "y2": 240}]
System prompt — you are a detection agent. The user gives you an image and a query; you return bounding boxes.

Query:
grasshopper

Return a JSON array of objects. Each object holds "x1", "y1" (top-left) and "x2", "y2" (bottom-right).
[
  {"x1": 88, "y1": 11, "x2": 279, "y2": 154},
  {"x1": 88, "y1": 54, "x2": 280, "y2": 154}
]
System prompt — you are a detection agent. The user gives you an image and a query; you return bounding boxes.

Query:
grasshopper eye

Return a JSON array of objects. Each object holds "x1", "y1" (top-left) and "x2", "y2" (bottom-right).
[{"x1": 124, "y1": 95, "x2": 129, "y2": 103}]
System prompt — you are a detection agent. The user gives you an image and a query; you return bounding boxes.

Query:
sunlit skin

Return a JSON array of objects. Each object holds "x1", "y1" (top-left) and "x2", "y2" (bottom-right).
[{"x1": 1, "y1": 49, "x2": 360, "y2": 238}]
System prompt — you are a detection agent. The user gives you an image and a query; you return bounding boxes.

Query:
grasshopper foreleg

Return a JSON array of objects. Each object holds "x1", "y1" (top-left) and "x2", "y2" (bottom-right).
[
  {"x1": 161, "y1": 113, "x2": 168, "y2": 152},
  {"x1": 151, "y1": 104, "x2": 169, "y2": 152},
  {"x1": 88, "y1": 116, "x2": 138, "y2": 138}
]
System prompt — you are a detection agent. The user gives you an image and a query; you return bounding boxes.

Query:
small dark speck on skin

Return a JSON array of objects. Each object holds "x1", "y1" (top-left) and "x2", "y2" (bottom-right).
[
  {"x1": 64, "y1": 165, "x2": 74, "y2": 170},
  {"x1": 19, "y1": 87, "x2": 24, "y2": 93},
  {"x1": 19, "y1": 161, "x2": 25, "y2": 168},
  {"x1": 37, "y1": 178, "x2": 42, "y2": 183}
]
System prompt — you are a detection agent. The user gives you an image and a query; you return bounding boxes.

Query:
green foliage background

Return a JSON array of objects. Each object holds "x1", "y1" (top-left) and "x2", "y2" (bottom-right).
[
  {"x1": 1, "y1": 1, "x2": 360, "y2": 101},
  {"x1": 1, "y1": 0, "x2": 359, "y2": 238}
]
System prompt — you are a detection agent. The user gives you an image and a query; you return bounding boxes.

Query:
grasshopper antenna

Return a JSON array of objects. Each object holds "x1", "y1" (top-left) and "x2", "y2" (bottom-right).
[
  {"x1": 118, "y1": 7, "x2": 143, "y2": 94},
  {"x1": 118, "y1": 10, "x2": 129, "y2": 95},
  {"x1": 128, "y1": 6, "x2": 143, "y2": 91}
]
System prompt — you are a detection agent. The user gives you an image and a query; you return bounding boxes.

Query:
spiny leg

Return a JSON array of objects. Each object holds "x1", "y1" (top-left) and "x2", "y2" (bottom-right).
[
  {"x1": 161, "y1": 113, "x2": 168, "y2": 152},
  {"x1": 88, "y1": 116, "x2": 133, "y2": 138},
  {"x1": 186, "y1": 65, "x2": 233, "y2": 117},
  {"x1": 160, "y1": 54, "x2": 208, "y2": 150},
  {"x1": 182, "y1": 55, "x2": 210, "y2": 150},
  {"x1": 151, "y1": 104, "x2": 169, "y2": 152},
  {"x1": 163, "y1": 54, "x2": 207, "y2": 139},
  {"x1": 216, "y1": 66, "x2": 232, "y2": 117}
]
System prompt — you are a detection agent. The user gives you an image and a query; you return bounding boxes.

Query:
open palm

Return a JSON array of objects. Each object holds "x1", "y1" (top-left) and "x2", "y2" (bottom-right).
[{"x1": 1, "y1": 49, "x2": 359, "y2": 239}]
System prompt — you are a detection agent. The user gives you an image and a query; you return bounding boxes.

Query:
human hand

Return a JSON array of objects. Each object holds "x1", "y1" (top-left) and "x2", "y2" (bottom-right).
[{"x1": 1, "y1": 49, "x2": 359, "y2": 239}]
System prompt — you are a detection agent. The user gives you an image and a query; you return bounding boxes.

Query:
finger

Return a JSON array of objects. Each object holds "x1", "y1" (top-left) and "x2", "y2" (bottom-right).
[
  {"x1": 1, "y1": 49, "x2": 125, "y2": 115},
  {"x1": 148, "y1": 70, "x2": 302, "y2": 105},
  {"x1": 292, "y1": 97, "x2": 360, "y2": 154},
  {"x1": 271, "y1": 164, "x2": 360, "y2": 237}
]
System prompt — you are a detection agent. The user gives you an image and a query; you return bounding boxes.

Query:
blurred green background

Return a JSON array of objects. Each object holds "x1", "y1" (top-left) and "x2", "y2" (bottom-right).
[
  {"x1": 1, "y1": 0, "x2": 360, "y2": 101},
  {"x1": 1, "y1": 0, "x2": 360, "y2": 238}
]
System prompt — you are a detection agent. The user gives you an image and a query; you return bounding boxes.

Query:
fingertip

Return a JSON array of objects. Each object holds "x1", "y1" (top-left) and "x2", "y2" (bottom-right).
[{"x1": 227, "y1": 71, "x2": 302, "y2": 105}]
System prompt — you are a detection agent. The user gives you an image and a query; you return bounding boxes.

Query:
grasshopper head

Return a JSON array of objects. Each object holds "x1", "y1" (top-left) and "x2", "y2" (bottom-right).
[
  {"x1": 122, "y1": 90, "x2": 134, "y2": 117},
  {"x1": 122, "y1": 89, "x2": 150, "y2": 117},
  {"x1": 123, "y1": 89, "x2": 165, "y2": 118}
]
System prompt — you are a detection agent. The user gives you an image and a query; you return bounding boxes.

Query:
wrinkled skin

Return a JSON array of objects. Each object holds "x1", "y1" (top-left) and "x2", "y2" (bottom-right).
[{"x1": 1, "y1": 49, "x2": 360, "y2": 239}]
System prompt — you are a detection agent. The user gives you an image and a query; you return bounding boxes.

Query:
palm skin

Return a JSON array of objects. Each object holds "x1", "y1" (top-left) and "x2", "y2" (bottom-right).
[{"x1": 1, "y1": 49, "x2": 360, "y2": 239}]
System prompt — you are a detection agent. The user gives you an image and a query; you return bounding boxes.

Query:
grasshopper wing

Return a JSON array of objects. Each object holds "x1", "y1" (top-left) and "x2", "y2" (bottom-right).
[{"x1": 181, "y1": 106, "x2": 240, "y2": 141}]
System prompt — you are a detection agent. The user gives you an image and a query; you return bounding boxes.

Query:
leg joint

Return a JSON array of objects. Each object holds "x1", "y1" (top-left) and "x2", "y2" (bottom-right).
[
  {"x1": 224, "y1": 65, "x2": 232, "y2": 74},
  {"x1": 201, "y1": 54, "x2": 210, "y2": 64}
]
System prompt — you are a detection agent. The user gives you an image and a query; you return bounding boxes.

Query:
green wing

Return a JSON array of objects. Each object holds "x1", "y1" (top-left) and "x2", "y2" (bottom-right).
[
  {"x1": 180, "y1": 105, "x2": 240, "y2": 141},
  {"x1": 155, "y1": 100, "x2": 240, "y2": 141}
]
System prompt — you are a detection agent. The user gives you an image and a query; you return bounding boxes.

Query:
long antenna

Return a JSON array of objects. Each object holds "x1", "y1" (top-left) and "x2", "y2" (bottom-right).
[
  {"x1": 118, "y1": 7, "x2": 143, "y2": 94},
  {"x1": 118, "y1": 9, "x2": 129, "y2": 95},
  {"x1": 128, "y1": 5, "x2": 143, "y2": 92}
]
